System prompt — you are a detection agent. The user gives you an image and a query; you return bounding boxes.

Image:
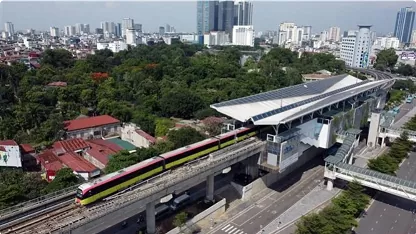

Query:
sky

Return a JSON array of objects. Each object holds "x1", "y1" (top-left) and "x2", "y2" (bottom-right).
[{"x1": 1, "y1": 1, "x2": 415, "y2": 35}]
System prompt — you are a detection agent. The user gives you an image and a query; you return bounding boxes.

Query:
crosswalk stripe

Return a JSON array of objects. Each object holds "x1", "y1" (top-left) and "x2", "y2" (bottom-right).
[
  {"x1": 228, "y1": 227, "x2": 237, "y2": 234},
  {"x1": 221, "y1": 224, "x2": 231, "y2": 231},
  {"x1": 224, "y1": 225, "x2": 234, "y2": 232}
]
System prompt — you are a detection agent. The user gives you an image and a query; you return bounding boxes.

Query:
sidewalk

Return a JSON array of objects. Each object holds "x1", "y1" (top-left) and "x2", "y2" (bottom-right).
[{"x1": 260, "y1": 183, "x2": 340, "y2": 234}]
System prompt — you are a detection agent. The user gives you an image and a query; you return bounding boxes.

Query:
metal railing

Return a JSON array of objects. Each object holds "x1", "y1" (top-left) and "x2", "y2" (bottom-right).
[
  {"x1": 0, "y1": 184, "x2": 79, "y2": 218},
  {"x1": 54, "y1": 139, "x2": 265, "y2": 233}
]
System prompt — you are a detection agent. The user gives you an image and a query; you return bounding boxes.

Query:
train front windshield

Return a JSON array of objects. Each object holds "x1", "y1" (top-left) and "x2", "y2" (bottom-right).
[{"x1": 76, "y1": 189, "x2": 83, "y2": 199}]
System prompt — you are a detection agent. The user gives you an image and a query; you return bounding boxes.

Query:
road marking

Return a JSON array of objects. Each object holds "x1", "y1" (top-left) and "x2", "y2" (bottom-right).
[
  {"x1": 208, "y1": 166, "x2": 323, "y2": 233},
  {"x1": 376, "y1": 221, "x2": 378, "y2": 224},
  {"x1": 380, "y1": 214, "x2": 383, "y2": 217},
  {"x1": 395, "y1": 220, "x2": 397, "y2": 223},
  {"x1": 222, "y1": 224, "x2": 231, "y2": 230}
]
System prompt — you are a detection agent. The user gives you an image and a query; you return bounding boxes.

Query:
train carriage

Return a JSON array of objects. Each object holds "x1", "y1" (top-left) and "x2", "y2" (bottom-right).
[{"x1": 76, "y1": 125, "x2": 260, "y2": 205}]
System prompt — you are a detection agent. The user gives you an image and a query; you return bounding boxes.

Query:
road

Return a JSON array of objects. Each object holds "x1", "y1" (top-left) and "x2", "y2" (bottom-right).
[
  {"x1": 96, "y1": 172, "x2": 234, "y2": 234},
  {"x1": 355, "y1": 151, "x2": 416, "y2": 234},
  {"x1": 355, "y1": 99, "x2": 416, "y2": 234},
  {"x1": 208, "y1": 158, "x2": 324, "y2": 234},
  {"x1": 392, "y1": 100, "x2": 416, "y2": 129}
]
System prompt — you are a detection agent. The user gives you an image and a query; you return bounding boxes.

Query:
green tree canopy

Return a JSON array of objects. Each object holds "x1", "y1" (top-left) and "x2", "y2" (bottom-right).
[
  {"x1": 167, "y1": 127, "x2": 206, "y2": 149},
  {"x1": 374, "y1": 48, "x2": 398, "y2": 71}
]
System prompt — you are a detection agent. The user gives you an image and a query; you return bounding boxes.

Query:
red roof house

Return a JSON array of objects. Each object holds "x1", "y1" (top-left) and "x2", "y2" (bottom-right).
[
  {"x1": 53, "y1": 138, "x2": 90, "y2": 155},
  {"x1": 135, "y1": 129, "x2": 156, "y2": 144},
  {"x1": 64, "y1": 115, "x2": 120, "y2": 132}
]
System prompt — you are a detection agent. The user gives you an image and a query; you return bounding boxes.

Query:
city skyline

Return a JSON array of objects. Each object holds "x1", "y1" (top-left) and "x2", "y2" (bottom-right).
[{"x1": 1, "y1": 1, "x2": 413, "y2": 34}]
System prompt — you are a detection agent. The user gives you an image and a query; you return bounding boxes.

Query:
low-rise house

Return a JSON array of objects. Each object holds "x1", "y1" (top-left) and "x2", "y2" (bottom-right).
[
  {"x1": 59, "y1": 152, "x2": 100, "y2": 180},
  {"x1": 121, "y1": 123, "x2": 156, "y2": 148},
  {"x1": 20, "y1": 144, "x2": 37, "y2": 169},
  {"x1": 0, "y1": 140, "x2": 22, "y2": 168},
  {"x1": 64, "y1": 115, "x2": 121, "y2": 140}
]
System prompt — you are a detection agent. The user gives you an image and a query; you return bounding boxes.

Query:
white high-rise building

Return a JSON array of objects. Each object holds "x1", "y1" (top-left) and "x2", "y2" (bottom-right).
[
  {"x1": 101, "y1": 21, "x2": 115, "y2": 34},
  {"x1": 50, "y1": 27, "x2": 59, "y2": 37},
  {"x1": 340, "y1": 25, "x2": 373, "y2": 68},
  {"x1": 232, "y1": 25, "x2": 254, "y2": 47},
  {"x1": 278, "y1": 22, "x2": 295, "y2": 45},
  {"x1": 64, "y1": 25, "x2": 75, "y2": 36},
  {"x1": 328, "y1": 26, "x2": 341, "y2": 42},
  {"x1": 303, "y1": 26, "x2": 312, "y2": 41},
  {"x1": 4, "y1": 22, "x2": 15, "y2": 37},
  {"x1": 83, "y1": 24, "x2": 90, "y2": 34},
  {"x1": 373, "y1": 37, "x2": 400, "y2": 49},
  {"x1": 320, "y1": 31, "x2": 328, "y2": 42},
  {"x1": 75, "y1": 23, "x2": 84, "y2": 35},
  {"x1": 125, "y1": 28, "x2": 137, "y2": 45},
  {"x1": 122, "y1": 18, "x2": 134, "y2": 37},
  {"x1": 204, "y1": 31, "x2": 230, "y2": 46}
]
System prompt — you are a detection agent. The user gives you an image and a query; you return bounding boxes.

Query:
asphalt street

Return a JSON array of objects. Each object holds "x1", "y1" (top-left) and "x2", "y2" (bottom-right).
[
  {"x1": 209, "y1": 157, "x2": 325, "y2": 234},
  {"x1": 355, "y1": 152, "x2": 416, "y2": 234},
  {"x1": 355, "y1": 100, "x2": 416, "y2": 234}
]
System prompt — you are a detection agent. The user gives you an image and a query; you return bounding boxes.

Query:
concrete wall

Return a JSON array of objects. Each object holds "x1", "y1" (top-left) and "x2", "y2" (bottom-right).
[
  {"x1": 231, "y1": 181, "x2": 253, "y2": 201},
  {"x1": 121, "y1": 123, "x2": 153, "y2": 148},
  {"x1": 367, "y1": 112, "x2": 381, "y2": 147},
  {"x1": 66, "y1": 124, "x2": 120, "y2": 140},
  {"x1": 83, "y1": 153, "x2": 106, "y2": 170},
  {"x1": 251, "y1": 146, "x2": 324, "y2": 196},
  {"x1": 166, "y1": 198, "x2": 226, "y2": 234}
]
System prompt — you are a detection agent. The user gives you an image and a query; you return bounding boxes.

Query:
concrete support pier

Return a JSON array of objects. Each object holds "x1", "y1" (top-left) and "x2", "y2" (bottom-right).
[
  {"x1": 326, "y1": 178, "x2": 334, "y2": 191},
  {"x1": 146, "y1": 201, "x2": 156, "y2": 234},
  {"x1": 206, "y1": 174, "x2": 214, "y2": 202}
]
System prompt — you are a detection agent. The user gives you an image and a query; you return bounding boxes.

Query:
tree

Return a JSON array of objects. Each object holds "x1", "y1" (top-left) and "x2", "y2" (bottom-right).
[
  {"x1": 396, "y1": 63, "x2": 415, "y2": 76},
  {"x1": 155, "y1": 118, "x2": 174, "y2": 137},
  {"x1": 41, "y1": 49, "x2": 75, "y2": 68},
  {"x1": 374, "y1": 48, "x2": 398, "y2": 71},
  {"x1": 159, "y1": 89, "x2": 204, "y2": 119},
  {"x1": 173, "y1": 211, "x2": 188, "y2": 230},
  {"x1": 167, "y1": 127, "x2": 206, "y2": 149},
  {"x1": 43, "y1": 168, "x2": 79, "y2": 193}
]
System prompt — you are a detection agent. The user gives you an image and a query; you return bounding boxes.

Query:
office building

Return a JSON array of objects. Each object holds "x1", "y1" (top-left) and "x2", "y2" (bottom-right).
[
  {"x1": 4, "y1": 22, "x2": 14, "y2": 37},
  {"x1": 232, "y1": 25, "x2": 254, "y2": 47},
  {"x1": 126, "y1": 28, "x2": 136, "y2": 45},
  {"x1": 320, "y1": 30, "x2": 328, "y2": 42},
  {"x1": 115, "y1": 23, "x2": 122, "y2": 37},
  {"x1": 394, "y1": 7, "x2": 415, "y2": 43},
  {"x1": 303, "y1": 26, "x2": 312, "y2": 41},
  {"x1": 64, "y1": 25, "x2": 75, "y2": 36},
  {"x1": 159, "y1": 26, "x2": 165, "y2": 35},
  {"x1": 234, "y1": 0, "x2": 253, "y2": 26},
  {"x1": 373, "y1": 37, "x2": 400, "y2": 49},
  {"x1": 75, "y1": 23, "x2": 84, "y2": 35},
  {"x1": 197, "y1": 0, "x2": 218, "y2": 35},
  {"x1": 101, "y1": 22, "x2": 115, "y2": 34},
  {"x1": 166, "y1": 24, "x2": 171, "y2": 33},
  {"x1": 328, "y1": 26, "x2": 341, "y2": 42},
  {"x1": 122, "y1": 18, "x2": 134, "y2": 37},
  {"x1": 278, "y1": 22, "x2": 304, "y2": 45},
  {"x1": 218, "y1": 1, "x2": 234, "y2": 36},
  {"x1": 411, "y1": 29, "x2": 416, "y2": 45},
  {"x1": 83, "y1": 24, "x2": 90, "y2": 34},
  {"x1": 50, "y1": 27, "x2": 59, "y2": 37},
  {"x1": 340, "y1": 25, "x2": 372, "y2": 68},
  {"x1": 204, "y1": 31, "x2": 229, "y2": 46},
  {"x1": 134, "y1": 24, "x2": 142, "y2": 33}
]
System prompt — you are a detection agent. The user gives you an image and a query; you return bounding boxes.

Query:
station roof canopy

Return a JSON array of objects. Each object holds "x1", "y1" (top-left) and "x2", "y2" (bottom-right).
[{"x1": 210, "y1": 74, "x2": 392, "y2": 125}]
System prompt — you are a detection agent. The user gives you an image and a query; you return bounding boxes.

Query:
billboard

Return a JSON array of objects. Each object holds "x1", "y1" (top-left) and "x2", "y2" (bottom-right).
[{"x1": 279, "y1": 135, "x2": 300, "y2": 171}]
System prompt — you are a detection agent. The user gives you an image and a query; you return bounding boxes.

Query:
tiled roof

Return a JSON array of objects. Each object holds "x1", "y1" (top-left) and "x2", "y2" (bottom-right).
[
  {"x1": 20, "y1": 144, "x2": 35, "y2": 153},
  {"x1": 47, "y1": 81, "x2": 67, "y2": 87},
  {"x1": 106, "y1": 138, "x2": 136, "y2": 151},
  {"x1": 59, "y1": 152, "x2": 98, "y2": 173},
  {"x1": 135, "y1": 129, "x2": 156, "y2": 144},
  {"x1": 0, "y1": 140, "x2": 18, "y2": 146},
  {"x1": 53, "y1": 138, "x2": 90, "y2": 155},
  {"x1": 87, "y1": 139, "x2": 123, "y2": 152},
  {"x1": 86, "y1": 140, "x2": 120, "y2": 165},
  {"x1": 64, "y1": 115, "x2": 120, "y2": 132},
  {"x1": 37, "y1": 150, "x2": 64, "y2": 172},
  {"x1": 0, "y1": 146, "x2": 5, "y2": 151}
]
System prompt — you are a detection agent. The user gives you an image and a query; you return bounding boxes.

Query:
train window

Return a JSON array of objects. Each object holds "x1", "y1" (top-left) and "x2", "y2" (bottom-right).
[{"x1": 76, "y1": 189, "x2": 83, "y2": 199}]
